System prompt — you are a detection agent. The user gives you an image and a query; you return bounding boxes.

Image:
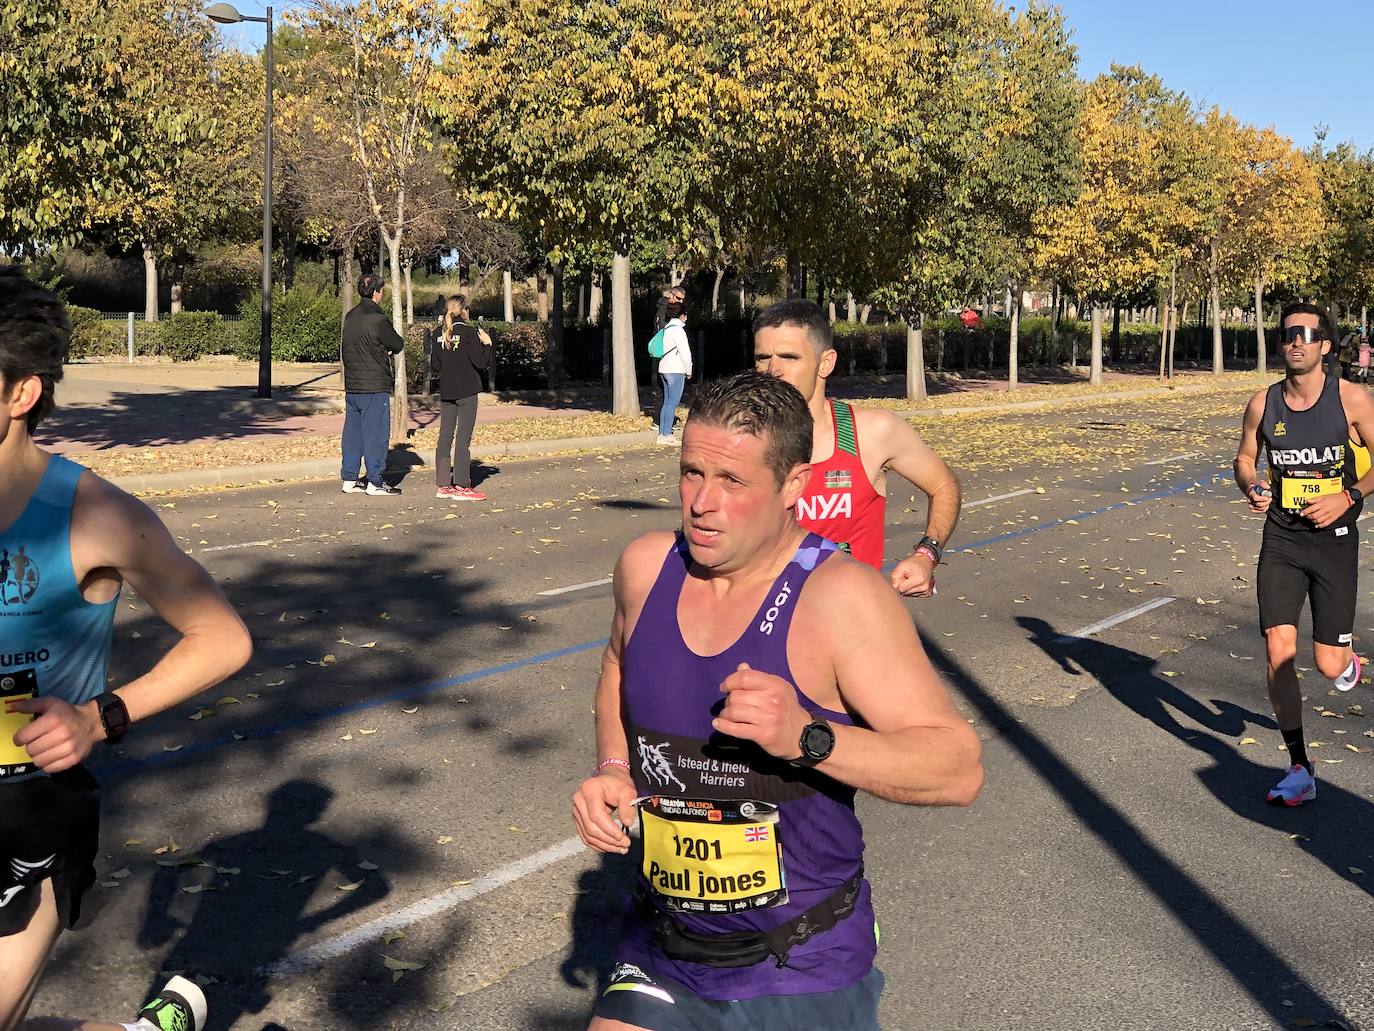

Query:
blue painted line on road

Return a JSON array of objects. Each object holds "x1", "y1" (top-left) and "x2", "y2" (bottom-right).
[
  {"x1": 105, "y1": 638, "x2": 605, "y2": 779},
  {"x1": 112, "y1": 466, "x2": 1228, "y2": 778}
]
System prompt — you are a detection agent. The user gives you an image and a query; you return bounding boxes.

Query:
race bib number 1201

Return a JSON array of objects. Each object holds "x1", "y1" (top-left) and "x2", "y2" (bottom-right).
[{"x1": 639, "y1": 796, "x2": 786, "y2": 914}]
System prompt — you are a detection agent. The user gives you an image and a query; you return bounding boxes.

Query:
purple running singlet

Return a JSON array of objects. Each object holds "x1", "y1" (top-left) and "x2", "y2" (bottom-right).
[{"x1": 616, "y1": 532, "x2": 876, "y2": 1001}]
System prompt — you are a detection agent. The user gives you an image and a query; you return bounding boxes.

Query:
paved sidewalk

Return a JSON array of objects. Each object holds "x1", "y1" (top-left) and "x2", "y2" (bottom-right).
[{"x1": 42, "y1": 360, "x2": 601, "y2": 454}]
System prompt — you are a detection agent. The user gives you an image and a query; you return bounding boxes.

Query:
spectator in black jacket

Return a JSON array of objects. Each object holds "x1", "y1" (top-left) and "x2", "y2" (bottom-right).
[
  {"x1": 340, "y1": 273, "x2": 405, "y2": 496},
  {"x1": 431, "y1": 294, "x2": 492, "y2": 501}
]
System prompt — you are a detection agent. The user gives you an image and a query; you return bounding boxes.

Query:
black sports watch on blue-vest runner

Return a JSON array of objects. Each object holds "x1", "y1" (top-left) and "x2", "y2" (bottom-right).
[
  {"x1": 789, "y1": 717, "x2": 836, "y2": 768},
  {"x1": 95, "y1": 691, "x2": 130, "y2": 744}
]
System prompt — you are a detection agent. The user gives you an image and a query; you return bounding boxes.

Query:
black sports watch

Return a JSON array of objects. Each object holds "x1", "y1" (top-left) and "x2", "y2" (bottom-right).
[
  {"x1": 789, "y1": 717, "x2": 836, "y2": 768},
  {"x1": 94, "y1": 691, "x2": 130, "y2": 744},
  {"x1": 916, "y1": 535, "x2": 944, "y2": 564},
  {"x1": 1349, "y1": 486, "x2": 1364, "y2": 506}
]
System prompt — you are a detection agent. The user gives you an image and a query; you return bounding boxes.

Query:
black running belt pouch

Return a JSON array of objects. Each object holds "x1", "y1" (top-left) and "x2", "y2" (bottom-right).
[{"x1": 636, "y1": 868, "x2": 863, "y2": 968}]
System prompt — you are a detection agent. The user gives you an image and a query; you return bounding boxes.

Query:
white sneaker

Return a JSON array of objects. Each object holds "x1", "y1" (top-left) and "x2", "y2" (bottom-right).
[
  {"x1": 366, "y1": 481, "x2": 401, "y2": 496},
  {"x1": 1266, "y1": 764, "x2": 1316, "y2": 807},
  {"x1": 341, "y1": 479, "x2": 366, "y2": 494},
  {"x1": 1334, "y1": 652, "x2": 1362, "y2": 692},
  {"x1": 656, "y1": 434, "x2": 679, "y2": 446}
]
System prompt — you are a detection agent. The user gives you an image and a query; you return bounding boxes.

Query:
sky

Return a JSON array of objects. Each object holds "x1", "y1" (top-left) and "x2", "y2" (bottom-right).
[
  {"x1": 215, "y1": 0, "x2": 1372, "y2": 153},
  {"x1": 1058, "y1": 0, "x2": 1373, "y2": 151}
]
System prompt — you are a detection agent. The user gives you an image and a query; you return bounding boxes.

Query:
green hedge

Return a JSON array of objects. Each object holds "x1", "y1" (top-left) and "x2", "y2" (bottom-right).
[
  {"x1": 234, "y1": 288, "x2": 342, "y2": 363},
  {"x1": 152, "y1": 311, "x2": 226, "y2": 361}
]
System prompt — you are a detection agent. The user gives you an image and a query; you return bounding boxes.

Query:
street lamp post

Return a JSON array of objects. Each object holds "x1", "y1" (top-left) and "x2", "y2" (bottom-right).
[{"x1": 206, "y1": 2, "x2": 273, "y2": 399}]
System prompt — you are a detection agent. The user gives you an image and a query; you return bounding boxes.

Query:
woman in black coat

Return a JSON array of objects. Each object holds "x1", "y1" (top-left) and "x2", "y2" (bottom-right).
[{"x1": 431, "y1": 295, "x2": 492, "y2": 500}]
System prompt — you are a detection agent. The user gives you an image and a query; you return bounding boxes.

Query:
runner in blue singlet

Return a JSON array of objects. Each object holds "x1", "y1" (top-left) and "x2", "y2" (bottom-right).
[
  {"x1": 0, "y1": 268, "x2": 252, "y2": 1031},
  {"x1": 571, "y1": 371, "x2": 983, "y2": 1031}
]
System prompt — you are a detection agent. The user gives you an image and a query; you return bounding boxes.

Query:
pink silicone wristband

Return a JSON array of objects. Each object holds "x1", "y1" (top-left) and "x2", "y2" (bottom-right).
[{"x1": 915, "y1": 546, "x2": 940, "y2": 565}]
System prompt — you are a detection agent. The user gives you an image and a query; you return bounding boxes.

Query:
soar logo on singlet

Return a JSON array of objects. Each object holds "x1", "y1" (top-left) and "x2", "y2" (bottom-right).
[
  {"x1": 795, "y1": 493, "x2": 850, "y2": 523},
  {"x1": 757, "y1": 581, "x2": 793, "y2": 636},
  {"x1": 0, "y1": 546, "x2": 40, "y2": 606}
]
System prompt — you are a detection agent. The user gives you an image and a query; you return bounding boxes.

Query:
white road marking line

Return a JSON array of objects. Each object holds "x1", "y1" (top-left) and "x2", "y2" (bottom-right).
[
  {"x1": 196, "y1": 533, "x2": 338, "y2": 554},
  {"x1": 262, "y1": 835, "x2": 587, "y2": 976},
  {"x1": 1054, "y1": 597, "x2": 1176, "y2": 643},
  {"x1": 1143, "y1": 452, "x2": 1203, "y2": 466},
  {"x1": 1359, "y1": 511, "x2": 1374, "y2": 522},
  {"x1": 538, "y1": 576, "x2": 613, "y2": 597},
  {"x1": 965, "y1": 488, "x2": 1037, "y2": 508}
]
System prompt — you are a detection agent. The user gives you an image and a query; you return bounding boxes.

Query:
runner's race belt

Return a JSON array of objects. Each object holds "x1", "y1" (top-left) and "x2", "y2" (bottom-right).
[
  {"x1": 635, "y1": 794, "x2": 862, "y2": 968},
  {"x1": 1279, "y1": 473, "x2": 1342, "y2": 512}
]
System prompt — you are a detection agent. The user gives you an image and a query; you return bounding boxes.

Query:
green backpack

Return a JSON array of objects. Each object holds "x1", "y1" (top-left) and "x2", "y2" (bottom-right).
[{"x1": 646, "y1": 326, "x2": 669, "y2": 359}]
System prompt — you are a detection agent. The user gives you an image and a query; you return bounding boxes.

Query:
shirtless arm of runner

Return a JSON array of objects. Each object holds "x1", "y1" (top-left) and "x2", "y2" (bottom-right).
[
  {"x1": 1301, "y1": 381, "x2": 1374, "y2": 528},
  {"x1": 572, "y1": 535, "x2": 667, "y2": 854},
  {"x1": 871, "y1": 409, "x2": 962, "y2": 597},
  {"x1": 1233, "y1": 389, "x2": 1271, "y2": 515},
  {"x1": 714, "y1": 560, "x2": 982, "y2": 807},
  {"x1": 10, "y1": 477, "x2": 252, "y2": 773}
]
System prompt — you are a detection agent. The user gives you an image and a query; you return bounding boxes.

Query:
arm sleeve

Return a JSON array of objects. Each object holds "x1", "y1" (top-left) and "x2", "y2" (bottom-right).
[{"x1": 470, "y1": 329, "x2": 492, "y2": 370}]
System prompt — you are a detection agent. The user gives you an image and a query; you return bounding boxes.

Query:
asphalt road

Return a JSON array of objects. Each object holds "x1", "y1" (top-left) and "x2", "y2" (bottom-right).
[{"x1": 29, "y1": 390, "x2": 1374, "y2": 1031}]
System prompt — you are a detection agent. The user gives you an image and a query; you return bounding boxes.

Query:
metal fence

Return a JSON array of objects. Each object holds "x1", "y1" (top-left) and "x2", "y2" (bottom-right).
[{"x1": 98, "y1": 311, "x2": 243, "y2": 323}]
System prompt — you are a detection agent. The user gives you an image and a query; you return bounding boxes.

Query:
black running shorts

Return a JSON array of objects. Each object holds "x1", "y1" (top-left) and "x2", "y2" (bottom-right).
[
  {"x1": 1257, "y1": 520, "x2": 1359, "y2": 647},
  {"x1": 0, "y1": 767, "x2": 100, "y2": 937},
  {"x1": 591, "y1": 963, "x2": 884, "y2": 1031}
]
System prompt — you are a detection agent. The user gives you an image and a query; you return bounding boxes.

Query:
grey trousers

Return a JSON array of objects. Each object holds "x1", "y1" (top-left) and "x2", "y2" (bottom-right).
[{"x1": 436, "y1": 395, "x2": 479, "y2": 487}]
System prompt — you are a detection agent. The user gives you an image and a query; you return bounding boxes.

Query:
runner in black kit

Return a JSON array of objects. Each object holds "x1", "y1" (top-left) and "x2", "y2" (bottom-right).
[
  {"x1": 0, "y1": 268, "x2": 252, "y2": 1031},
  {"x1": 1234, "y1": 302, "x2": 1374, "y2": 806}
]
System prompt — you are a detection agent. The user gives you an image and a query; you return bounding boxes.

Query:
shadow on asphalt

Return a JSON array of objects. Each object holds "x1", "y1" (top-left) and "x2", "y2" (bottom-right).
[
  {"x1": 925, "y1": 623, "x2": 1353, "y2": 1028},
  {"x1": 1020, "y1": 615, "x2": 1372, "y2": 904},
  {"x1": 36, "y1": 385, "x2": 321, "y2": 450},
  {"x1": 44, "y1": 542, "x2": 543, "y2": 1027}
]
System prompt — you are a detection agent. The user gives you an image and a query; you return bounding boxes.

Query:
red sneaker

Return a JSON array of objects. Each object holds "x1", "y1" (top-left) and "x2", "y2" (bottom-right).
[
  {"x1": 451, "y1": 486, "x2": 487, "y2": 502},
  {"x1": 435, "y1": 485, "x2": 458, "y2": 499}
]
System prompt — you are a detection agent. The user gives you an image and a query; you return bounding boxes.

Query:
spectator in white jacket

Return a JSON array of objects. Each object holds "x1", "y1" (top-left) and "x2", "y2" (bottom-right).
[{"x1": 656, "y1": 301, "x2": 692, "y2": 444}]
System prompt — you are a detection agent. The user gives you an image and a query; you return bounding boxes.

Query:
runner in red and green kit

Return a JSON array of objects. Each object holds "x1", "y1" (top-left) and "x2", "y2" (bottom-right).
[{"x1": 753, "y1": 300, "x2": 961, "y2": 594}]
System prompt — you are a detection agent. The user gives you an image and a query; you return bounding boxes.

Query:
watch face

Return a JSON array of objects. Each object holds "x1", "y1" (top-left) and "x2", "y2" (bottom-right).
[{"x1": 803, "y1": 723, "x2": 834, "y2": 758}]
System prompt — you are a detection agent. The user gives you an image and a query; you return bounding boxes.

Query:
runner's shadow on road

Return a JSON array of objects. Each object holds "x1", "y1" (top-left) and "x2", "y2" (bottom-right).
[
  {"x1": 922, "y1": 629, "x2": 1353, "y2": 1028},
  {"x1": 135, "y1": 779, "x2": 402, "y2": 1031},
  {"x1": 1018, "y1": 616, "x2": 1374, "y2": 904}
]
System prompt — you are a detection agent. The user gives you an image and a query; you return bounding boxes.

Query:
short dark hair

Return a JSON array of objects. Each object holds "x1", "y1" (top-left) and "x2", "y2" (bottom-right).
[
  {"x1": 752, "y1": 298, "x2": 833, "y2": 355},
  {"x1": 358, "y1": 273, "x2": 385, "y2": 298},
  {"x1": 1279, "y1": 301, "x2": 1336, "y2": 342},
  {"x1": 665, "y1": 300, "x2": 686, "y2": 321},
  {"x1": 0, "y1": 266, "x2": 68, "y2": 433},
  {"x1": 686, "y1": 371, "x2": 812, "y2": 488}
]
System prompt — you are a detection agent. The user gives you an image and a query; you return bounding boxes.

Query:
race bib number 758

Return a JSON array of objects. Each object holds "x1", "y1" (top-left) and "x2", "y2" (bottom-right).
[{"x1": 639, "y1": 796, "x2": 787, "y2": 914}]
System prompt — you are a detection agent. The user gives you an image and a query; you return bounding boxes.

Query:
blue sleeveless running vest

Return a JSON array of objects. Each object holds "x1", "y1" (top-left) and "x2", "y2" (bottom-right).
[
  {"x1": 616, "y1": 532, "x2": 876, "y2": 1001},
  {"x1": 0, "y1": 456, "x2": 118, "y2": 783}
]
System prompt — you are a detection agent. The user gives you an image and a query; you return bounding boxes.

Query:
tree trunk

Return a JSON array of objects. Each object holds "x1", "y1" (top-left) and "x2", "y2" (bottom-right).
[
  {"x1": 142, "y1": 243, "x2": 158, "y2": 323},
  {"x1": 1110, "y1": 305, "x2": 1121, "y2": 363},
  {"x1": 340, "y1": 245, "x2": 355, "y2": 357},
  {"x1": 845, "y1": 292, "x2": 856, "y2": 323},
  {"x1": 548, "y1": 262, "x2": 565, "y2": 387},
  {"x1": 786, "y1": 249, "x2": 801, "y2": 298},
  {"x1": 503, "y1": 270, "x2": 514, "y2": 322},
  {"x1": 711, "y1": 266, "x2": 724, "y2": 314},
  {"x1": 1090, "y1": 303, "x2": 1103, "y2": 385},
  {"x1": 669, "y1": 265, "x2": 683, "y2": 287},
  {"x1": 536, "y1": 269, "x2": 549, "y2": 321},
  {"x1": 859, "y1": 304, "x2": 871, "y2": 325},
  {"x1": 1008, "y1": 284, "x2": 1021, "y2": 390},
  {"x1": 576, "y1": 269, "x2": 587, "y2": 322},
  {"x1": 170, "y1": 279, "x2": 183, "y2": 316},
  {"x1": 1209, "y1": 241, "x2": 1224, "y2": 375},
  {"x1": 610, "y1": 236, "x2": 639, "y2": 416},
  {"x1": 1049, "y1": 283, "x2": 1060, "y2": 367},
  {"x1": 403, "y1": 258, "x2": 414, "y2": 325},
  {"x1": 385, "y1": 235, "x2": 409, "y2": 444},
  {"x1": 827, "y1": 297, "x2": 837, "y2": 323},
  {"x1": 738, "y1": 279, "x2": 746, "y2": 316},
  {"x1": 906, "y1": 314, "x2": 927, "y2": 402},
  {"x1": 1254, "y1": 275, "x2": 1267, "y2": 374},
  {"x1": 589, "y1": 270, "x2": 604, "y2": 326}
]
